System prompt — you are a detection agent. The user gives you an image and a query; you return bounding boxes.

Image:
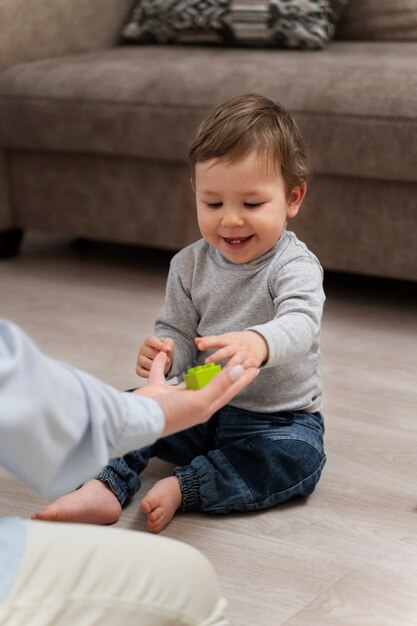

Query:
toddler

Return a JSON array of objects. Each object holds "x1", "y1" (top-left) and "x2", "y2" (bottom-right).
[{"x1": 34, "y1": 93, "x2": 326, "y2": 532}]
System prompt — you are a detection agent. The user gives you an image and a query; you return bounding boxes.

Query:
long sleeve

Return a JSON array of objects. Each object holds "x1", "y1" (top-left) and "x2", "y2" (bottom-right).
[
  {"x1": 153, "y1": 233, "x2": 323, "y2": 413},
  {"x1": 247, "y1": 257, "x2": 325, "y2": 367},
  {"x1": 0, "y1": 320, "x2": 165, "y2": 497},
  {"x1": 155, "y1": 254, "x2": 200, "y2": 377}
]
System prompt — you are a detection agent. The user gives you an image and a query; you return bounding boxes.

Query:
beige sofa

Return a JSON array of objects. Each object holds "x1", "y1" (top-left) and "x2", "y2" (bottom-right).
[{"x1": 0, "y1": 0, "x2": 416, "y2": 280}]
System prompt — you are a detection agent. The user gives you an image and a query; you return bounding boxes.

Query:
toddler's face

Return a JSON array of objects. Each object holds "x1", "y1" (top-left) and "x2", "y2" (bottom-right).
[{"x1": 193, "y1": 149, "x2": 305, "y2": 264}]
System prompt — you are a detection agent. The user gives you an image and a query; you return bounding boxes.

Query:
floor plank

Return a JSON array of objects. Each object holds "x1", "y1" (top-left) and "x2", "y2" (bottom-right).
[{"x1": 1, "y1": 233, "x2": 416, "y2": 625}]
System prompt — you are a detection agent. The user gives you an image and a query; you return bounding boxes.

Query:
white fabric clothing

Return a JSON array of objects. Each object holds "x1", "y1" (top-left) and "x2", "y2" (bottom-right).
[{"x1": 0, "y1": 520, "x2": 227, "y2": 626}]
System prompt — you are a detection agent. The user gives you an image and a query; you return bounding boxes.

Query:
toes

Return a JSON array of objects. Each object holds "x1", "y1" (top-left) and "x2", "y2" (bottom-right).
[
  {"x1": 31, "y1": 507, "x2": 60, "y2": 522},
  {"x1": 139, "y1": 499, "x2": 151, "y2": 514},
  {"x1": 148, "y1": 512, "x2": 166, "y2": 534},
  {"x1": 148, "y1": 522, "x2": 163, "y2": 534},
  {"x1": 148, "y1": 506, "x2": 164, "y2": 523},
  {"x1": 140, "y1": 491, "x2": 159, "y2": 514}
]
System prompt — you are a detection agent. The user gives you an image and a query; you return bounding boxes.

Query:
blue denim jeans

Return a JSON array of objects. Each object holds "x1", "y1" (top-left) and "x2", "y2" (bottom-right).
[{"x1": 97, "y1": 406, "x2": 326, "y2": 514}]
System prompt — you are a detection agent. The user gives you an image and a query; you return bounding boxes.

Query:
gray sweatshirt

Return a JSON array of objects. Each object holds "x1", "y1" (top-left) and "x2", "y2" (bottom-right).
[{"x1": 155, "y1": 230, "x2": 325, "y2": 413}]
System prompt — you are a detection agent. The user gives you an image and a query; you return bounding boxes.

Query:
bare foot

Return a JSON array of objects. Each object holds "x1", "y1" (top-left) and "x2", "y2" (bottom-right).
[
  {"x1": 31, "y1": 479, "x2": 122, "y2": 525},
  {"x1": 140, "y1": 476, "x2": 182, "y2": 533}
]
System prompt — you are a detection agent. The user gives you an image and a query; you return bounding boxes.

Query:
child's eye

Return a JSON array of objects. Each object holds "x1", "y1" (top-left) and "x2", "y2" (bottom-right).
[
  {"x1": 244, "y1": 202, "x2": 263, "y2": 208},
  {"x1": 206, "y1": 202, "x2": 223, "y2": 208}
]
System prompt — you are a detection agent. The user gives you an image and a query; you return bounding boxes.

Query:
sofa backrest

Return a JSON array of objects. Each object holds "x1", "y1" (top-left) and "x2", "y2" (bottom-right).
[
  {"x1": 336, "y1": 0, "x2": 417, "y2": 41},
  {"x1": 0, "y1": 0, "x2": 135, "y2": 70}
]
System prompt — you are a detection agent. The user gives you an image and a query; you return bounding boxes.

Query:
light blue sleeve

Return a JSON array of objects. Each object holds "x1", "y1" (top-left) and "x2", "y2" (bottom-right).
[
  {"x1": 0, "y1": 517, "x2": 26, "y2": 604},
  {"x1": 0, "y1": 320, "x2": 165, "y2": 497}
]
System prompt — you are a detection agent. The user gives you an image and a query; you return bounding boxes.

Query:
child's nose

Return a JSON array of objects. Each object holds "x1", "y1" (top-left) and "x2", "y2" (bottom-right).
[{"x1": 221, "y1": 209, "x2": 245, "y2": 227}]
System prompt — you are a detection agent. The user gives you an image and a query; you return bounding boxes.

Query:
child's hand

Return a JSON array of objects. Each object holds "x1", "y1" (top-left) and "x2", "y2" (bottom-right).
[
  {"x1": 195, "y1": 331, "x2": 268, "y2": 368},
  {"x1": 135, "y1": 351, "x2": 260, "y2": 437},
  {"x1": 136, "y1": 335, "x2": 174, "y2": 378}
]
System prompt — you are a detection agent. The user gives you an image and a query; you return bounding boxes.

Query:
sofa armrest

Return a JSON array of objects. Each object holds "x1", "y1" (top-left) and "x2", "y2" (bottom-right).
[{"x1": 0, "y1": 0, "x2": 134, "y2": 70}]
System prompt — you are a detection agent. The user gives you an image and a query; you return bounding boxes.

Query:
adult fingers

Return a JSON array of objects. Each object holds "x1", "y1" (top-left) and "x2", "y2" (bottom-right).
[
  {"x1": 201, "y1": 365, "x2": 259, "y2": 415},
  {"x1": 147, "y1": 351, "x2": 169, "y2": 385},
  {"x1": 156, "y1": 365, "x2": 258, "y2": 437}
]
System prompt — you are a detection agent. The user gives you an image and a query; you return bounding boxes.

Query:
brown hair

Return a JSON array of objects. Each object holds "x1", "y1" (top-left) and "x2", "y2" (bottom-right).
[{"x1": 189, "y1": 93, "x2": 311, "y2": 195}]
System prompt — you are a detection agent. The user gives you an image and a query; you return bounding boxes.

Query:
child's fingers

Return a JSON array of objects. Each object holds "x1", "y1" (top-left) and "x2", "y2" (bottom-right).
[
  {"x1": 136, "y1": 354, "x2": 153, "y2": 377},
  {"x1": 161, "y1": 337, "x2": 174, "y2": 352},
  {"x1": 241, "y1": 355, "x2": 260, "y2": 368},
  {"x1": 141, "y1": 341, "x2": 172, "y2": 363},
  {"x1": 226, "y1": 351, "x2": 258, "y2": 368},
  {"x1": 137, "y1": 354, "x2": 153, "y2": 368},
  {"x1": 147, "y1": 335, "x2": 172, "y2": 352},
  {"x1": 140, "y1": 344, "x2": 159, "y2": 360},
  {"x1": 224, "y1": 353, "x2": 244, "y2": 369},
  {"x1": 195, "y1": 335, "x2": 228, "y2": 351},
  {"x1": 205, "y1": 345, "x2": 238, "y2": 364},
  {"x1": 136, "y1": 365, "x2": 150, "y2": 378}
]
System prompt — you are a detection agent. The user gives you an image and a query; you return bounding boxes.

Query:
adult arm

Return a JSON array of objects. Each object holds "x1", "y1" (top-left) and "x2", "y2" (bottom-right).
[
  {"x1": 0, "y1": 320, "x2": 165, "y2": 497},
  {"x1": 0, "y1": 320, "x2": 258, "y2": 497}
]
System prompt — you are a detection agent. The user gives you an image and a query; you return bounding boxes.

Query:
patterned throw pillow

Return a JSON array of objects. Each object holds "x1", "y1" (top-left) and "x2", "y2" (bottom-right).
[{"x1": 122, "y1": 0, "x2": 350, "y2": 50}]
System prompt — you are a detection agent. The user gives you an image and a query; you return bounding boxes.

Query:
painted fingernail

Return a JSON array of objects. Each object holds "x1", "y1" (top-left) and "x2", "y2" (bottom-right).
[{"x1": 228, "y1": 364, "x2": 244, "y2": 381}]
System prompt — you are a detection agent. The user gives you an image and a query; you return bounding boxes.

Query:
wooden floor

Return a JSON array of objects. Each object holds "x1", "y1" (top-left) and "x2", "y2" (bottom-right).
[{"x1": 1, "y1": 233, "x2": 416, "y2": 625}]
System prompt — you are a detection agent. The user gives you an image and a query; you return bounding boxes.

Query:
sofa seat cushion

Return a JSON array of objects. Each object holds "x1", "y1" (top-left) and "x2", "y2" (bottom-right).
[{"x1": 0, "y1": 42, "x2": 416, "y2": 183}]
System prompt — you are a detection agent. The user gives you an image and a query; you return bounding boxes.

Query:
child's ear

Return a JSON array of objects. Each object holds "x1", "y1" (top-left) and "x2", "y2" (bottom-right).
[
  {"x1": 287, "y1": 182, "x2": 307, "y2": 218},
  {"x1": 190, "y1": 177, "x2": 196, "y2": 194}
]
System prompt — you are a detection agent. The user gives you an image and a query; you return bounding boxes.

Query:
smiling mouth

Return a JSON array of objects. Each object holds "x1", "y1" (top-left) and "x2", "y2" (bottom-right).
[{"x1": 222, "y1": 235, "x2": 253, "y2": 247}]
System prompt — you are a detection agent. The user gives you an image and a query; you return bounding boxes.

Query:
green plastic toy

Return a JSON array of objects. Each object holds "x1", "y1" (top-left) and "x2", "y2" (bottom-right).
[{"x1": 183, "y1": 363, "x2": 222, "y2": 390}]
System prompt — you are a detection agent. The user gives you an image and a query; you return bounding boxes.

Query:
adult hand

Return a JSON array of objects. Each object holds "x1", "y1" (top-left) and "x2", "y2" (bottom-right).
[
  {"x1": 134, "y1": 351, "x2": 182, "y2": 399},
  {"x1": 134, "y1": 351, "x2": 259, "y2": 437}
]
